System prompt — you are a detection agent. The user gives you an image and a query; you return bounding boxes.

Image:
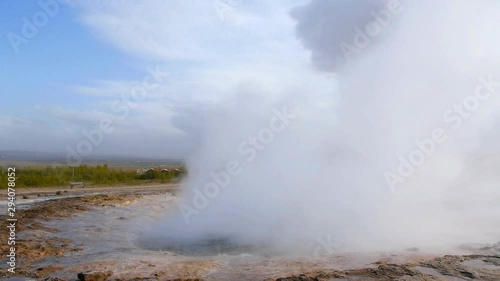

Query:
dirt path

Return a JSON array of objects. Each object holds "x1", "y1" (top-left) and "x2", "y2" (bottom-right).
[{"x1": 0, "y1": 183, "x2": 179, "y2": 199}]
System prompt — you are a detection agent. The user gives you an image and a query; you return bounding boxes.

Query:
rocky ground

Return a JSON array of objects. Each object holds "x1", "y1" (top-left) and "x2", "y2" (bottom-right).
[
  {"x1": 0, "y1": 187, "x2": 499, "y2": 281},
  {"x1": 1, "y1": 192, "x2": 146, "y2": 279},
  {"x1": 272, "y1": 254, "x2": 500, "y2": 281}
]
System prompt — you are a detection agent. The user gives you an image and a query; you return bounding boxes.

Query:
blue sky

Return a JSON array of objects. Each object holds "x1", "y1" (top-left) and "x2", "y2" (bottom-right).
[
  {"x1": 0, "y1": 0, "x2": 335, "y2": 159},
  {"x1": 1, "y1": 1, "x2": 136, "y2": 110},
  {"x1": 4, "y1": 0, "x2": 496, "y2": 161}
]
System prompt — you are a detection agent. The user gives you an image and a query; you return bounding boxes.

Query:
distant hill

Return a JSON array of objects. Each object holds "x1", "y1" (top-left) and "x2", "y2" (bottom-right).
[{"x1": 0, "y1": 150, "x2": 184, "y2": 167}]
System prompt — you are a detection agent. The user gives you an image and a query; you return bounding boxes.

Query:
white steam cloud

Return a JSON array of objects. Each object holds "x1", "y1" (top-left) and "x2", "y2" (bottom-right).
[{"x1": 144, "y1": 0, "x2": 500, "y2": 254}]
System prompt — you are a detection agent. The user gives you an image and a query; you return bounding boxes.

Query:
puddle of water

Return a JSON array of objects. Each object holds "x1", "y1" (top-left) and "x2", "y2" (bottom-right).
[
  {"x1": 36, "y1": 193, "x2": 384, "y2": 280},
  {"x1": 414, "y1": 266, "x2": 467, "y2": 281},
  {"x1": 0, "y1": 192, "x2": 104, "y2": 210},
  {"x1": 30, "y1": 192, "x2": 499, "y2": 280},
  {"x1": 0, "y1": 189, "x2": 162, "y2": 210},
  {"x1": 139, "y1": 237, "x2": 254, "y2": 256},
  {"x1": 462, "y1": 259, "x2": 500, "y2": 270},
  {"x1": 0, "y1": 195, "x2": 79, "y2": 210}
]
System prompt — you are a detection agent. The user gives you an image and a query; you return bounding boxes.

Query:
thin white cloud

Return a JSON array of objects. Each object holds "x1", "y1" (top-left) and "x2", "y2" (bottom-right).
[
  {"x1": 74, "y1": 0, "x2": 308, "y2": 62},
  {"x1": 3, "y1": 0, "x2": 337, "y2": 159},
  {"x1": 72, "y1": 80, "x2": 139, "y2": 97}
]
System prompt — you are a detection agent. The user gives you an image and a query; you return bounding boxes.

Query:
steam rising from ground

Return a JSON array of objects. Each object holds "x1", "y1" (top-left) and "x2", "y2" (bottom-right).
[{"x1": 144, "y1": 0, "x2": 500, "y2": 254}]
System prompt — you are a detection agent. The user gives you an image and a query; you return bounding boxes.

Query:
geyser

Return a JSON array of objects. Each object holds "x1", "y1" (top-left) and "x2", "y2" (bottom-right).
[{"x1": 143, "y1": 0, "x2": 500, "y2": 255}]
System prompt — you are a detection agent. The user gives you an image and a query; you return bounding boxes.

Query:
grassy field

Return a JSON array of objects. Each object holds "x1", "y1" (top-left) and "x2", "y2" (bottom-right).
[{"x1": 0, "y1": 164, "x2": 186, "y2": 189}]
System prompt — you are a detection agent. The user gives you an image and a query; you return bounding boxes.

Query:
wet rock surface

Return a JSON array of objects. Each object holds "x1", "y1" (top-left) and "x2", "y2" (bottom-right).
[
  {"x1": 0, "y1": 192, "x2": 145, "y2": 279},
  {"x1": 1, "y1": 189, "x2": 499, "y2": 281},
  {"x1": 272, "y1": 254, "x2": 500, "y2": 281},
  {"x1": 77, "y1": 270, "x2": 114, "y2": 281}
]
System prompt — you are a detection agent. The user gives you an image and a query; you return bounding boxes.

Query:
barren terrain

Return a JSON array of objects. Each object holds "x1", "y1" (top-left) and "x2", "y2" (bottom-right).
[{"x1": 1, "y1": 186, "x2": 499, "y2": 281}]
